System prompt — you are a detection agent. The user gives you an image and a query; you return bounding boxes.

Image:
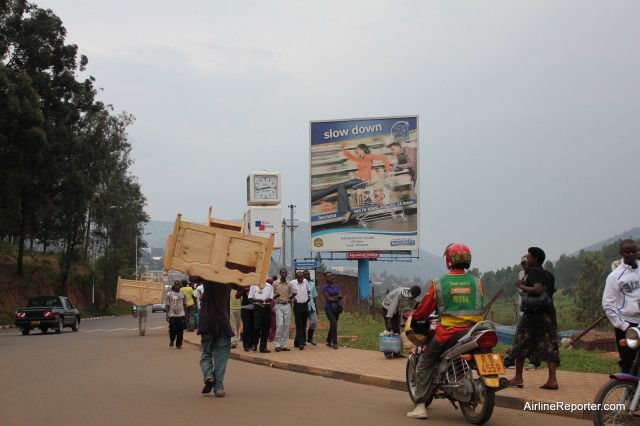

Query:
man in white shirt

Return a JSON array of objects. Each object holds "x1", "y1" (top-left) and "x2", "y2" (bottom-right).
[
  {"x1": 603, "y1": 239, "x2": 640, "y2": 373},
  {"x1": 248, "y1": 280, "x2": 273, "y2": 353},
  {"x1": 290, "y1": 271, "x2": 311, "y2": 350}
]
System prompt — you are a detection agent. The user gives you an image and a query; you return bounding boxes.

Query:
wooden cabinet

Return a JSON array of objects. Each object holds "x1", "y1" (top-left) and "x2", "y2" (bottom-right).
[{"x1": 163, "y1": 213, "x2": 274, "y2": 287}]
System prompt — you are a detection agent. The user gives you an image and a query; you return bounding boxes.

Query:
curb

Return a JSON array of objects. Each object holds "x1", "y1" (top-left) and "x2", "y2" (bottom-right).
[
  {"x1": 184, "y1": 336, "x2": 593, "y2": 420},
  {"x1": 0, "y1": 315, "x2": 116, "y2": 330}
]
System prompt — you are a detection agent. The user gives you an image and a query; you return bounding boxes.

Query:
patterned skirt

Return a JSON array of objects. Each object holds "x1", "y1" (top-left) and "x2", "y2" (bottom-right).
[{"x1": 511, "y1": 309, "x2": 560, "y2": 365}]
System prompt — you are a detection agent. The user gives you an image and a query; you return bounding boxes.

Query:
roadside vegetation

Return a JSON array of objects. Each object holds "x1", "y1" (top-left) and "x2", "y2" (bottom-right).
[{"x1": 316, "y1": 312, "x2": 619, "y2": 375}]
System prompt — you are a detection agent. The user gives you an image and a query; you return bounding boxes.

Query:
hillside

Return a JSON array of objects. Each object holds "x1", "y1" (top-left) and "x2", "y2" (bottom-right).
[{"x1": 573, "y1": 227, "x2": 640, "y2": 255}]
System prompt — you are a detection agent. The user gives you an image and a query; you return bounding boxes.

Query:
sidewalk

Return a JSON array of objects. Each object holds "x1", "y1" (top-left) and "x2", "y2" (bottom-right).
[{"x1": 183, "y1": 333, "x2": 606, "y2": 420}]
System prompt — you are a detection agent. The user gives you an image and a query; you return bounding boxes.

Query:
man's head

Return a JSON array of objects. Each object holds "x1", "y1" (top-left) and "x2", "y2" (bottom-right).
[
  {"x1": 302, "y1": 269, "x2": 311, "y2": 281},
  {"x1": 172, "y1": 281, "x2": 181, "y2": 291},
  {"x1": 620, "y1": 239, "x2": 639, "y2": 267},
  {"x1": 520, "y1": 255, "x2": 528, "y2": 270},
  {"x1": 181, "y1": 279, "x2": 188, "y2": 288},
  {"x1": 527, "y1": 247, "x2": 546, "y2": 267},
  {"x1": 444, "y1": 243, "x2": 472, "y2": 270},
  {"x1": 295, "y1": 271, "x2": 304, "y2": 283},
  {"x1": 409, "y1": 285, "x2": 421, "y2": 299},
  {"x1": 279, "y1": 268, "x2": 288, "y2": 280},
  {"x1": 388, "y1": 141, "x2": 402, "y2": 155}
]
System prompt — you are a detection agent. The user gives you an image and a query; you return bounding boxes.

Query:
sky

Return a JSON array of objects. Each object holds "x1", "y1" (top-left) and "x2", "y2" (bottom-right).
[{"x1": 34, "y1": 0, "x2": 640, "y2": 272}]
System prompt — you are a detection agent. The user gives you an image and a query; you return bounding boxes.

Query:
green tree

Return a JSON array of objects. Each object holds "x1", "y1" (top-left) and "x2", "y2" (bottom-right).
[{"x1": 574, "y1": 254, "x2": 608, "y2": 323}]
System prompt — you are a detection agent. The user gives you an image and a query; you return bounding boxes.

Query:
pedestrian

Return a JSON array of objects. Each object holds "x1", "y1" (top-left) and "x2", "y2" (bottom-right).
[
  {"x1": 165, "y1": 280, "x2": 187, "y2": 349},
  {"x1": 508, "y1": 246, "x2": 560, "y2": 390},
  {"x1": 290, "y1": 271, "x2": 310, "y2": 350},
  {"x1": 236, "y1": 286, "x2": 254, "y2": 352},
  {"x1": 603, "y1": 239, "x2": 640, "y2": 374},
  {"x1": 137, "y1": 304, "x2": 150, "y2": 336},
  {"x1": 381, "y1": 285, "x2": 421, "y2": 335},
  {"x1": 191, "y1": 275, "x2": 244, "y2": 398},
  {"x1": 194, "y1": 281, "x2": 204, "y2": 330},
  {"x1": 514, "y1": 255, "x2": 540, "y2": 369},
  {"x1": 321, "y1": 272, "x2": 343, "y2": 349},
  {"x1": 273, "y1": 268, "x2": 295, "y2": 352},
  {"x1": 303, "y1": 270, "x2": 319, "y2": 345},
  {"x1": 229, "y1": 287, "x2": 242, "y2": 349},
  {"x1": 180, "y1": 279, "x2": 196, "y2": 332},
  {"x1": 406, "y1": 243, "x2": 485, "y2": 419},
  {"x1": 249, "y1": 279, "x2": 274, "y2": 353},
  {"x1": 268, "y1": 275, "x2": 278, "y2": 342}
]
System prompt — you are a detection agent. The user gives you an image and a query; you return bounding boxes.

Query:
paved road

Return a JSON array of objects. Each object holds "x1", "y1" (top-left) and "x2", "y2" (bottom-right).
[{"x1": 0, "y1": 314, "x2": 590, "y2": 425}]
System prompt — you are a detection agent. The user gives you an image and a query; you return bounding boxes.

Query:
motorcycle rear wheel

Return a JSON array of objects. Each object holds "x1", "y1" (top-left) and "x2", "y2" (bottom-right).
[
  {"x1": 459, "y1": 378, "x2": 495, "y2": 425},
  {"x1": 593, "y1": 378, "x2": 636, "y2": 426}
]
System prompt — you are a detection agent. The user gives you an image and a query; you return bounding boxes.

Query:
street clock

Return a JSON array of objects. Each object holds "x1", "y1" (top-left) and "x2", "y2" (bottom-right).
[{"x1": 247, "y1": 171, "x2": 281, "y2": 206}]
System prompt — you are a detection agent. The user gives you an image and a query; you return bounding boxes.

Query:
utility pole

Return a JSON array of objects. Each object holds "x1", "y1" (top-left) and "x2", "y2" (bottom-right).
[
  {"x1": 281, "y1": 218, "x2": 287, "y2": 270},
  {"x1": 286, "y1": 204, "x2": 297, "y2": 273}
]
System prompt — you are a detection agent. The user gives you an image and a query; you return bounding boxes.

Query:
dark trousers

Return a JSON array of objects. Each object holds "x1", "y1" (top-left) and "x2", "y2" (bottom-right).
[
  {"x1": 293, "y1": 302, "x2": 308, "y2": 347},
  {"x1": 324, "y1": 305, "x2": 340, "y2": 345},
  {"x1": 381, "y1": 307, "x2": 401, "y2": 334},
  {"x1": 169, "y1": 316, "x2": 185, "y2": 347},
  {"x1": 241, "y1": 308, "x2": 254, "y2": 351},
  {"x1": 253, "y1": 305, "x2": 271, "y2": 350},
  {"x1": 311, "y1": 178, "x2": 364, "y2": 214},
  {"x1": 616, "y1": 324, "x2": 639, "y2": 374},
  {"x1": 415, "y1": 339, "x2": 445, "y2": 403}
]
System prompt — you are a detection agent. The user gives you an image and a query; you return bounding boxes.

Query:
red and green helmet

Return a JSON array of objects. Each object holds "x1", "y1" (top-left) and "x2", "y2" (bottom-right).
[{"x1": 444, "y1": 243, "x2": 472, "y2": 270}]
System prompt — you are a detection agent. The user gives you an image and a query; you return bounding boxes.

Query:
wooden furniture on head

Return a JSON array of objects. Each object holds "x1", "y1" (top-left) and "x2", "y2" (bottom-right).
[
  {"x1": 206, "y1": 206, "x2": 245, "y2": 233},
  {"x1": 116, "y1": 277, "x2": 165, "y2": 306},
  {"x1": 163, "y1": 213, "x2": 274, "y2": 287}
]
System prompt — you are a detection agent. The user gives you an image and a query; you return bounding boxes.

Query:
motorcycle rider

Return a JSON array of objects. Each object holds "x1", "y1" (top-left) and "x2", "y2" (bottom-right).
[{"x1": 406, "y1": 243, "x2": 485, "y2": 419}]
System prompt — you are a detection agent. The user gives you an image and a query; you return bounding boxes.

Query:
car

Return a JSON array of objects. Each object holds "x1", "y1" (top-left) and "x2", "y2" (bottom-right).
[
  {"x1": 152, "y1": 303, "x2": 165, "y2": 313},
  {"x1": 15, "y1": 296, "x2": 81, "y2": 335}
]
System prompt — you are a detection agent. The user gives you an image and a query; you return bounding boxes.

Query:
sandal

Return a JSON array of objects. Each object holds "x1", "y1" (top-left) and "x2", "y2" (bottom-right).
[{"x1": 508, "y1": 379, "x2": 524, "y2": 388}]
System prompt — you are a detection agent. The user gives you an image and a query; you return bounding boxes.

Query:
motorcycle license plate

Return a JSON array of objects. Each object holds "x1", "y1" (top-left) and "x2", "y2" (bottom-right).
[
  {"x1": 30, "y1": 321, "x2": 40, "y2": 325},
  {"x1": 473, "y1": 354, "x2": 505, "y2": 375}
]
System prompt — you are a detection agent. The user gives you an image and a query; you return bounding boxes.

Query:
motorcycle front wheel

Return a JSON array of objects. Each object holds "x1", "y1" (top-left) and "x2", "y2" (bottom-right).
[
  {"x1": 593, "y1": 378, "x2": 636, "y2": 426},
  {"x1": 405, "y1": 354, "x2": 434, "y2": 407},
  {"x1": 459, "y1": 377, "x2": 496, "y2": 425}
]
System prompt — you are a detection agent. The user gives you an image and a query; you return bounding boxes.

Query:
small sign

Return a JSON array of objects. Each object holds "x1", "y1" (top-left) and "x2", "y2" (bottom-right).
[
  {"x1": 347, "y1": 252, "x2": 380, "y2": 259},
  {"x1": 293, "y1": 261, "x2": 320, "y2": 269}
]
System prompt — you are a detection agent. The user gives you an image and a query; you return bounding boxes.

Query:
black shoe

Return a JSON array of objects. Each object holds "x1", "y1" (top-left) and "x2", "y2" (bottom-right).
[
  {"x1": 260, "y1": 349, "x2": 271, "y2": 353},
  {"x1": 176, "y1": 346, "x2": 182, "y2": 349},
  {"x1": 281, "y1": 347, "x2": 290, "y2": 351},
  {"x1": 202, "y1": 378, "x2": 215, "y2": 394},
  {"x1": 251, "y1": 345, "x2": 257, "y2": 352},
  {"x1": 298, "y1": 345, "x2": 304, "y2": 350},
  {"x1": 244, "y1": 347, "x2": 249, "y2": 352},
  {"x1": 169, "y1": 341, "x2": 174, "y2": 347},
  {"x1": 275, "y1": 347, "x2": 281, "y2": 352},
  {"x1": 308, "y1": 341, "x2": 317, "y2": 346}
]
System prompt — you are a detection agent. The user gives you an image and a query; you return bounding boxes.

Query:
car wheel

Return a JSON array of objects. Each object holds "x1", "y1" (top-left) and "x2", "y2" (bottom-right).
[
  {"x1": 41, "y1": 327, "x2": 49, "y2": 334},
  {"x1": 21, "y1": 328, "x2": 30, "y2": 336},
  {"x1": 54, "y1": 317, "x2": 64, "y2": 334},
  {"x1": 71, "y1": 317, "x2": 80, "y2": 332}
]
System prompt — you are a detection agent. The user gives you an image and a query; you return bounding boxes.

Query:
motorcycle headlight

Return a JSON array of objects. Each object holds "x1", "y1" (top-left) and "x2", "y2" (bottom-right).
[{"x1": 625, "y1": 327, "x2": 640, "y2": 349}]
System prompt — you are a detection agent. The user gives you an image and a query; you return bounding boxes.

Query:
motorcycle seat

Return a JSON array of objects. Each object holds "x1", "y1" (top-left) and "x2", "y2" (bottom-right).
[{"x1": 442, "y1": 326, "x2": 490, "y2": 351}]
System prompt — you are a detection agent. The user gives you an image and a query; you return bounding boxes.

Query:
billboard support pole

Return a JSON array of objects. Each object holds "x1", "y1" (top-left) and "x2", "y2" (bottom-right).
[{"x1": 357, "y1": 259, "x2": 370, "y2": 300}]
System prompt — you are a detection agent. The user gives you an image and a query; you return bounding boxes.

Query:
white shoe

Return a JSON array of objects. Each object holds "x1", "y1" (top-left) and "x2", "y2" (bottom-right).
[{"x1": 407, "y1": 403, "x2": 428, "y2": 419}]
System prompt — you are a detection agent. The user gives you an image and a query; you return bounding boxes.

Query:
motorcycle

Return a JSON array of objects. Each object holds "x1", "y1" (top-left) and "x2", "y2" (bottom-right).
[
  {"x1": 593, "y1": 326, "x2": 640, "y2": 425},
  {"x1": 404, "y1": 313, "x2": 509, "y2": 425}
]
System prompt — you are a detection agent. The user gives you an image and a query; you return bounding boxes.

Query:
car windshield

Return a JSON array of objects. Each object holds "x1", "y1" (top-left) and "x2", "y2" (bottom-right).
[{"x1": 27, "y1": 297, "x2": 61, "y2": 307}]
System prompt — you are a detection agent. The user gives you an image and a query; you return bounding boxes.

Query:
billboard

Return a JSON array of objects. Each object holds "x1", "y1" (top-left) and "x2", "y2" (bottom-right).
[{"x1": 310, "y1": 116, "x2": 419, "y2": 252}]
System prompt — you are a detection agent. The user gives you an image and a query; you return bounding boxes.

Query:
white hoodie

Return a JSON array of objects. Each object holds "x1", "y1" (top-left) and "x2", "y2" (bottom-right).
[{"x1": 602, "y1": 260, "x2": 640, "y2": 331}]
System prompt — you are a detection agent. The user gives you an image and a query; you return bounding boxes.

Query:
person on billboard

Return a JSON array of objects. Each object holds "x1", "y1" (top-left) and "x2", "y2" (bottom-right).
[
  {"x1": 311, "y1": 141, "x2": 390, "y2": 223},
  {"x1": 387, "y1": 141, "x2": 417, "y2": 198}
]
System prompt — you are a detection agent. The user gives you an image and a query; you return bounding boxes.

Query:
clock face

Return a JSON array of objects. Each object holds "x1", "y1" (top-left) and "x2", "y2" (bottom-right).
[{"x1": 254, "y1": 175, "x2": 278, "y2": 199}]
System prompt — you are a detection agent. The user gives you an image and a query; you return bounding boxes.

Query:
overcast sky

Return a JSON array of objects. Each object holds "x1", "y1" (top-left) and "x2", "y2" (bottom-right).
[{"x1": 35, "y1": 0, "x2": 639, "y2": 272}]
